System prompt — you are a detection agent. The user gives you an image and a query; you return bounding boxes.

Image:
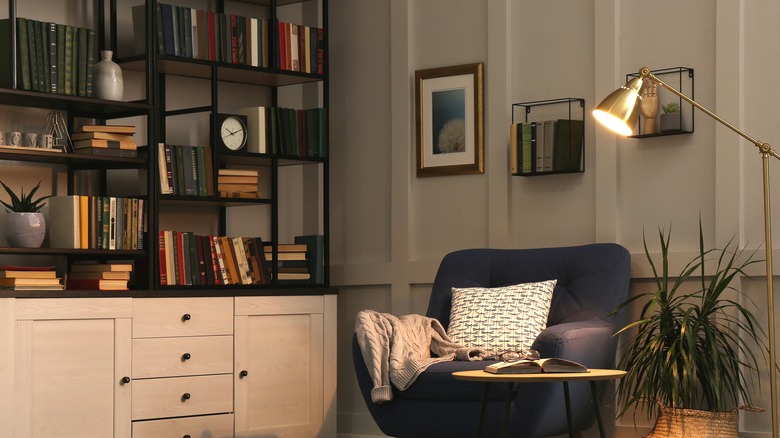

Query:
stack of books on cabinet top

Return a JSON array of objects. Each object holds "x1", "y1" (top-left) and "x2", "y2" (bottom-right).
[
  {"x1": 72, "y1": 125, "x2": 138, "y2": 158},
  {"x1": 132, "y1": 3, "x2": 324, "y2": 74},
  {"x1": 509, "y1": 120, "x2": 584, "y2": 175},
  {"x1": 0, "y1": 266, "x2": 63, "y2": 291},
  {"x1": 157, "y1": 143, "x2": 214, "y2": 197},
  {"x1": 218, "y1": 169, "x2": 259, "y2": 198},
  {"x1": 159, "y1": 232, "x2": 270, "y2": 287},
  {"x1": 0, "y1": 17, "x2": 95, "y2": 96},
  {"x1": 65, "y1": 262, "x2": 133, "y2": 291},
  {"x1": 264, "y1": 235, "x2": 324, "y2": 284},
  {"x1": 48, "y1": 195, "x2": 145, "y2": 250}
]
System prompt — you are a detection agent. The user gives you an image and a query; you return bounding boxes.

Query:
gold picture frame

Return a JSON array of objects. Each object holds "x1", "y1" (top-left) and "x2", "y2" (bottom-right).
[{"x1": 415, "y1": 62, "x2": 484, "y2": 177}]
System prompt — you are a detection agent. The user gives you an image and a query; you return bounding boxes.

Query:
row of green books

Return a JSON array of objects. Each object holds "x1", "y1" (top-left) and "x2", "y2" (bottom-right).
[
  {"x1": 0, "y1": 17, "x2": 95, "y2": 96},
  {"x1": 509, "y1": 119, "x2": 584, "y2": 175},
  {"x1": 48, "y1": 195, "x2": 145, "y2": 251},
  {"x1": 238, "y1": 106, "x2": 328, "y2": 158},
  {"x1": 156, "y1": 144, "x2": 214, "y2": 197}
]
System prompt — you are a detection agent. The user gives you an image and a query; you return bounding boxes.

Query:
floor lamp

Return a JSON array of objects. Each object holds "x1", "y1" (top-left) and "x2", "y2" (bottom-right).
[{"x1": 593, "y1": 66, "x2": 779, "y2": 437}]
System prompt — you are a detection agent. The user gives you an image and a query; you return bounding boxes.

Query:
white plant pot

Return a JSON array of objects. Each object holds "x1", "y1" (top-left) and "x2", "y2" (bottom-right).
[{"x1": 5, "y1": 212, "x2": 46, "y2": 248}]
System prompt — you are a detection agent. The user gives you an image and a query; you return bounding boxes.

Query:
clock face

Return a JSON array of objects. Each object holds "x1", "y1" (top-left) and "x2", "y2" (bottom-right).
[{"x1": 220, "y1": 115, "x2": 248, "y2": 151}]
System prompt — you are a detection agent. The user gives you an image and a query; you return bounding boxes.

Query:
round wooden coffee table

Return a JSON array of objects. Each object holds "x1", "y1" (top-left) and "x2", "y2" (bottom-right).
[{"x1": 452, "y1": 369, "x2": 626, "y2": 438}]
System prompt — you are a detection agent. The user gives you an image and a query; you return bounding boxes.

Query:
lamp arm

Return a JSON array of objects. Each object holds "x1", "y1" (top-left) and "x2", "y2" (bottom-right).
[{"x1": 640, "y1": 67, "x2": 780, "y2": 160}]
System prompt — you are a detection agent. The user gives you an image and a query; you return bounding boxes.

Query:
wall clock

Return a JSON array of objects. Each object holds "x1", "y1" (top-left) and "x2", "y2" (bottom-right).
[{"x1": 216, "y1": 113, "x2": 248, "y2": 152}]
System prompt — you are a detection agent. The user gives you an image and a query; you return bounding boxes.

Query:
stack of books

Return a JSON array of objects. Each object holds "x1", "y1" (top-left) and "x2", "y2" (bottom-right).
[
  {"x1": 265, "y1": 243, "x2": 310, "y2": 281},
  {"x1": 72, "y1": 124, "x2": 138, "y2": 157},
  {"x1": 218, "y1": 169, "x2": 259, "y2": 198},
  {"x1": 0, "y1": 266, "x2": 63, "y2": 291},
  {"x1": 65, "y1": 262, "x2": 133, "y2": 291}
]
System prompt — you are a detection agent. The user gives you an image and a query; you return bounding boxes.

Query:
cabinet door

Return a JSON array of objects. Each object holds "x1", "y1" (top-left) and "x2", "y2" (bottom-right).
[
  {"x1": 234, "y1": 296, "x2": 336, "y2": 438},
  {"x1": 11, "y1": 299, "x2": 132, "y2": 438}
]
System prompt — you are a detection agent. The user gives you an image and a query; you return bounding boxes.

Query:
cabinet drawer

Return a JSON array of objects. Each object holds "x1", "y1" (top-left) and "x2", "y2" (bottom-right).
[
  {"x1": 132, "y1": 413, "x2": 234, "y2": 438},
  {"x1": 133, "y1": 297, "x2": 233, "y2": 338},
  {"x1": 133, "y1": 335, "x2": 233, "y2": 378},
  {"x1": 132, "y1": 374, "x2": 233, "y2": 420}
]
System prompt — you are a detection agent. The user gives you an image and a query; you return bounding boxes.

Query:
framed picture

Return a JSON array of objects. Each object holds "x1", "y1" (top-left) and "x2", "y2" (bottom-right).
[{"x1": 415, "y1": 62, "x2": 484, "y2": 177}]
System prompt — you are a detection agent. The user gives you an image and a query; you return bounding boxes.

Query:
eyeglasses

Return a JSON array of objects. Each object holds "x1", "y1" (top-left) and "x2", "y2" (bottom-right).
[{"x1": 498, "y1": 349, "x2": 540, "y2": 363}]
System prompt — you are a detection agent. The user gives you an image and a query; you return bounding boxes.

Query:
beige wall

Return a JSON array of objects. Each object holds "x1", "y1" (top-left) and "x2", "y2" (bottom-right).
[{"x1": 332, "y1": 0, "x2": 778, "y2": 436}]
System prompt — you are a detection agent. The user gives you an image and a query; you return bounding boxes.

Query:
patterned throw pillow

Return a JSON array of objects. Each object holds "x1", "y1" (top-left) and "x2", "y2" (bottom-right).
[{"x1": 447, "y1": 280, "x2": 557, "y2": 358}]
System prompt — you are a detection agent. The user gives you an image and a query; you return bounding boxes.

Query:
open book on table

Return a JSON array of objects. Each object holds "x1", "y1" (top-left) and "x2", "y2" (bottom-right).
[{"x1": 484, "y1": 357, "x2": 588, "y2": 374}]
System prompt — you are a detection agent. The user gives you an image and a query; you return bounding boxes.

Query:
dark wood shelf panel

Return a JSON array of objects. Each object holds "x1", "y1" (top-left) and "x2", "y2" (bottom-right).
[
  {"x1": 118, "y1": 56, "x2": 324, "y2": 87},
  {"x1": 628, "y1": 129, "x2": 693, "y2": 139},
  {"x1": 0, "y1": 147, "x2": 146, "y2": 168},
  {"x1": 0, "y1": 247, "x2": 146, "y2": 256},
  {"x1": 0, "y1": 88, "x2": 152, "y2": 119},
  {"x1": 159, "y1": 195, "x2": 272, "y2": 207}
]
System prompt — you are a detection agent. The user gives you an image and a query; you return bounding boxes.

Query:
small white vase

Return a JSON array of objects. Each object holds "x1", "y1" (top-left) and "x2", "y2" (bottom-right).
[
  {"x1": 5, "y1": 212, "x2": 46, "y2": 248},
  {"x1": 94, "y1": 50, "x2": 124, "y2": 101}
]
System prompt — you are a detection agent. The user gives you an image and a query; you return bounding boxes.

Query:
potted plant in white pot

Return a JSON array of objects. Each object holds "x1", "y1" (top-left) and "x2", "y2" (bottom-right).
[
  {"x1": 612, "y1": 221, "x2": 766, "y2": 437},
  {"x1": 0, "y1": 180, "x2": 51, "y2": 248},
  {"x1": 660, "y1": 102, "x2": 681, "y2": 132}
]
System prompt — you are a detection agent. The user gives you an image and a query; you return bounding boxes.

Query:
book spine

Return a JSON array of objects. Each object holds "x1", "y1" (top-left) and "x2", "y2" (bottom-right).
[
  {"x1": 158, "y1": 231, "x2": 167, "y2": 286},
  {"x1": 63, "y1": 25, "x2": 73, "y2": 95},
  {"x1": 157, "y1": 143, "x2": 171, "y2": 194},
  {"x1": 77, "y1": 27, "x2": 87, "y2": 96},
  {"x1": 16, "y1": 18, "x2": 30, "y2": 90},
  {"x1": 27, "y1": 19, "x2": 39, "y2": 91},
  {"x1": 212, "y1": 235, "x2": 228, "y2": 284},
  {"x1": 108, "y1": 196, "x2": 117, "y2": 250},
  {"x1": 56, "y1": 23, "x2": 64, "y2": 94},
  {"x1": 86, "y1": 29, "x2": 95, "y2": 97},
  {"x1": 47, "y1": 22, "x2": 56, "y2": 93}
]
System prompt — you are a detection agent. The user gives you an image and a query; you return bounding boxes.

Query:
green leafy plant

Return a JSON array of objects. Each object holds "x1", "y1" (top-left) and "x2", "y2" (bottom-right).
[
  {"x1": 662, "y1": 102, "x2": 680, "y2": 114},
  {"x1": 0, "y1": 180, "x2": 51, "y2": 213},
  {"x1": 612, "y1": 220, "x2": 766, "y2": 420}
]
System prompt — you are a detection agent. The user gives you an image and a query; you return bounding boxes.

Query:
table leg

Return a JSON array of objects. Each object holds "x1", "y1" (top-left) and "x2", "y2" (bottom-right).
[
  {"x1": 476, "y1": 382, "x2": 489, "y2": 438},
  {"x1": 563, "y1": 381, "x2": 574, "y2": 438},
  {"x1": 590, "y1": 380, "x2": 606, "y2": 438},
  {"x1": 501, "y1": 382, "x2": 517, "y2": 438}
]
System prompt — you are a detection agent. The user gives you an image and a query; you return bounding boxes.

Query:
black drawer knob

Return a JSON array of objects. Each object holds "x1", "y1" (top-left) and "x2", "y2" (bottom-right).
[
  {"x1": 181, "y1": 392, "x2": 191, "y2": 402},
  {"x1": 181, "y1": 313, "x2": 192, "y2": 322},
  {"x1": 239, "y1": 370, "x2": 248, "y2": 379},
  {"x1": 181, "y1": 353, "x2": 191, "y2": 362},
  {"x1": 183, "y1": 435, "x2": 191, "y2": 438},
  {"x1": 120, "y1": 376, "x2": 130, "y2": 385}
]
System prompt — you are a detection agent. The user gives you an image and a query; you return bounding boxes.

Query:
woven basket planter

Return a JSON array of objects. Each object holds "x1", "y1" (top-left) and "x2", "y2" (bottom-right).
[{"x1": 645, "y1": 405, "x2": 761, "y2": 438}]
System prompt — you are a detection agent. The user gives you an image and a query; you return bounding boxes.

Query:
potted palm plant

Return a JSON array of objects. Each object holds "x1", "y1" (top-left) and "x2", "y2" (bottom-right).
[
  {"x1": 0, "y1": 180, "x2": 50, "y2": 248},
  {"x1": 612, "y1": 221, "x2": 766, "y2": 437}
]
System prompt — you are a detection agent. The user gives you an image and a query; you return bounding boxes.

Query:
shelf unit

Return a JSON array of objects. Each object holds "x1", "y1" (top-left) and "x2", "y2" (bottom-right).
[
  {"x1": 626, "y1": 66, "x2": 694, "y2": 138},
  {"x1": 0, "y1": 0, "x2": 331, "y2": 292},
  {"x1": 510, "y1": 97, "x2": 585, "y2": 176}
]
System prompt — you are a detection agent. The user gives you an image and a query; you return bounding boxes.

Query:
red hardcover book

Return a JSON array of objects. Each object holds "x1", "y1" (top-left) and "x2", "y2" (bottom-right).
[
  {"x1": 158, "y1": 231, "x2": 167, "y2": 286},
  {"x1": 317, "y1": 27, "x2": 325, "y2": 75},
  {"x1": 298, "y1": 24, "x2": 306, "y2": 73},
  {"x1": 278, "y1": 21, "x2": 286, "y2": 70},
  {"x1": 207, "y1": 11, "x2": 216, "y2": 61},
  {"x1": 66, "y1": 278, "x2": 128, "y2": 291},
  {"x1": 230, "y1": 14, "x2": 239, "y2": 64}
]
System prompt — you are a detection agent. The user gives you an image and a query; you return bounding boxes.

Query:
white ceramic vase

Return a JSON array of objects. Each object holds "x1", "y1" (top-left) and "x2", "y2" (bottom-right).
[
  {"x1": 4, "y1": 212, "x2": 46, "y2": 248},
  {"x1": 94, "y1": 50, "x2": 124, "y2": 101}
]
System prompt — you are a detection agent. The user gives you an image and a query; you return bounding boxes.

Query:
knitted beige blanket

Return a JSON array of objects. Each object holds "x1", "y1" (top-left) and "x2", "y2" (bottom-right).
[{"x1": 355, "y1": 309, "x2": 486, "y2": 403}]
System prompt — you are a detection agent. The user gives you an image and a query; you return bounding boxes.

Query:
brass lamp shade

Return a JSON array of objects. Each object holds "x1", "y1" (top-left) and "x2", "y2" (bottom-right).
[{"x1": 592, "y1": 77, "x2": 644, "y2": 136}]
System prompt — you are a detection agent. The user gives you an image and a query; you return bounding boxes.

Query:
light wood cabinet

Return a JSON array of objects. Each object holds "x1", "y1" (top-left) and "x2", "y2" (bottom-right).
[
  {"x1": 0, "y1": 295, "x2": 336, "y2": 438},
  {"x1": 234, "y1": 295, "x2": 337, "y2": 438},
  {"x1": 0, "y1": 298, "x2": 132, "y2": 438}
]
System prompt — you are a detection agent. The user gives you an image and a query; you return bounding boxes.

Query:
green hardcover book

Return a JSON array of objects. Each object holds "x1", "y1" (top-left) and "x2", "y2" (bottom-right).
[
  {"x1": 17, "y1": 18, "x2": 31, "y2": 90},
  {"x1": 86, "y1": 29, "x2": 95, "y2": 97},
  {"x1": 553, "y1": 119, "x2": 577, "y2": 172},
  {"x1": 27, "y1": 19, "x2": 39, "y2": 91},
  {"x1": 77, "y1": 27, "x2": 87, "y2": 97},
  {"x1": 47, "y1": 22, "x2": 57, "y2": 93},
  {"x1": 174, "y1": 146, "x2": 186, "y2": 195},
  {"x1": 56, "y1": 24, "x2": 65, "y2": 94},
  {"x1": 63, "y1": 25, "x2": 73, "y2": 95},
  {"x1": 101, "y1": 196, "x2": 110, "y2": 249},
  {"x1": 33, "y1": 20, "x2": 45, "y2": 92},
  {"x1": 40, "y1": 20, "x2": 50, "y2": 93},
  {"x1": 521, "y1": 122, "x2": 532, "y2": 174},
  {"x1": 195, "y1": 146, "x2": 207, "y2": 196}
]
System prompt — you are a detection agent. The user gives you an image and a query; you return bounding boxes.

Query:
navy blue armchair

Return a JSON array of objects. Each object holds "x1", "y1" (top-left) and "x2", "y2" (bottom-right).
[{"x1": 352, "y1": 243, "x2": 631, "y2": 437}]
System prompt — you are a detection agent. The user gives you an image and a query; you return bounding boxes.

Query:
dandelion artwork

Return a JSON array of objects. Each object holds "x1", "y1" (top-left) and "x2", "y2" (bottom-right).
[
  {"x1": 432, "y1": 89, "x2": 466, "y2": 154},
  {"x1": 415, "y1": 63, "x2": 483, "y2": 176}
]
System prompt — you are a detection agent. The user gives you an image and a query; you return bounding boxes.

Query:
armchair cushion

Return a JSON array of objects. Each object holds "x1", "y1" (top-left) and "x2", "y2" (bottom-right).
[{"x1": 448, "y1": 280, "x2": 556, "y2": 357}]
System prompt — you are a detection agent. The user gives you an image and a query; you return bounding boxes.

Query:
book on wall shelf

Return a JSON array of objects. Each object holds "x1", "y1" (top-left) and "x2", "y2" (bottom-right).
[
  {"x1": 154, "y1": 144, "x2": 213, "y2": 196},
  {"x1": 484, "y1": 357, "x2": 588, "y2": 374},
  {"x1": 509, "y1": 119, "x2": 584, "y2": 175},
  {"x1": 48, "y1": 195, "x2": 144, "y2": 250}
]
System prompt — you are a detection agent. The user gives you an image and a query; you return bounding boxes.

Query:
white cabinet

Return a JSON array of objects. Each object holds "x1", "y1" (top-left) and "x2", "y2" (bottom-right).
[
  {"x1": 0, "y1": 298, "x2": 132, "y2": 438},
  {"x1": 234, "y1": 295, "x2": 337, "y2": 438}
]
